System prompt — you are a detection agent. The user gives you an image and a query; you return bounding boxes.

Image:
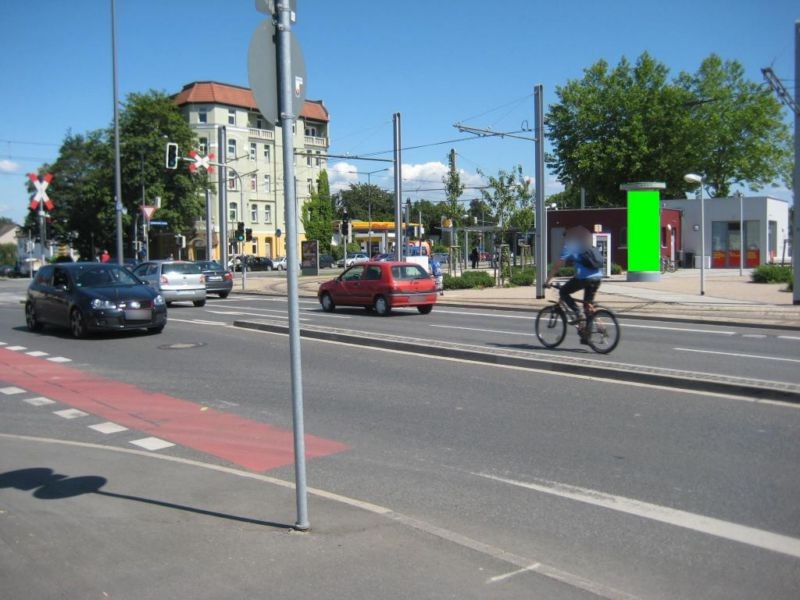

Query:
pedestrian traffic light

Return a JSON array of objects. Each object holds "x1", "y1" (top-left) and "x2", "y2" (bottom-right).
[
  {"x1": 165, "y1": 143, "x2": 179, "y2": 169},
  {"x1": 236, "y1": 222, "x2": 245, "y2": 242},
  {"x1": 245, "y1": 228, "x2": 253, "y2": 242}
]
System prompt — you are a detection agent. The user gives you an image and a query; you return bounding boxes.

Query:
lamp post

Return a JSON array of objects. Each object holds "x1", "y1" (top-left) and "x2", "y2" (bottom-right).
[
  {"x1": 349, "y1": 168, "x2": 389, "y2": 255},
  {"x1": 684, "y1": 173, "x2": 705, "y2": 295},
  {"x1": 735, "y1": 190, "x2": 744, "y2": 276}
]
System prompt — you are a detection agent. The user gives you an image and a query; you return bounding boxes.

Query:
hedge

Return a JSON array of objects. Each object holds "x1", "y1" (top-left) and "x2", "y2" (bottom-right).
[
  {"x1": 751, "y1": 264, "x2": 792, "y2": 284},
  {"x1": 443, "y1": 271, "x2": 494, "y2": 290}
]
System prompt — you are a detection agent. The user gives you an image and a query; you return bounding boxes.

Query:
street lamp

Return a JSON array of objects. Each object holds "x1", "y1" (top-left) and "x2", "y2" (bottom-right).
[
  {"x1": 683, "y1": 173, "x2": 705, "y2": 295},
  {"x1": 349, "y1": 168, "x2": 389, "y2": 254}
]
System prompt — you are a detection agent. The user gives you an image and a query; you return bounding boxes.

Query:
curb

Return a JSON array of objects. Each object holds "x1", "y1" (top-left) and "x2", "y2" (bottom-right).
[{"x1": 233, "y1": 319, "x2": 800, "y2": 405}]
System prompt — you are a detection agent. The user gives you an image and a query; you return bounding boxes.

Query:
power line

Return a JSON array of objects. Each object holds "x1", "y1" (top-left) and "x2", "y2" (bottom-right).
[
  {"x1": 0, "y1": 139, "x2": 60, "y2": 147},
  {"x1": 456, "y1": 93, "x2": 533, "y2": 125}
]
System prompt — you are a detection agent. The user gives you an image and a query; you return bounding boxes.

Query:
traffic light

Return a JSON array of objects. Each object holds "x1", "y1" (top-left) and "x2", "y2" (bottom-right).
[
  {"x1": 245, "y1": 228, "x2": 253, "y2": 242},
  {"x1": 165, "y1": 143, "x2": 179, "y2": 169},
  {"x1": 236, "y1": 222, "x2": 245, "y2": 242}
]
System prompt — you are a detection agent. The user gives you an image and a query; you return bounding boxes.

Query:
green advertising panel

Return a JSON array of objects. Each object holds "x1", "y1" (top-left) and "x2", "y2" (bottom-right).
[{"x1": 627, "y1": 189, "x2": 660, "y2": 272}]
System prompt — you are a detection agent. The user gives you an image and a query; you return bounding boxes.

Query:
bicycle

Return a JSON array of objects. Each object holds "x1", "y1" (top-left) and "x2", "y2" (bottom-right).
[
  {"x1": 535, "y1": 282, "x2": 621, "y2": 354},
  {"x1": 660, "y1": 257, "x2": 677, "y2": 273}
]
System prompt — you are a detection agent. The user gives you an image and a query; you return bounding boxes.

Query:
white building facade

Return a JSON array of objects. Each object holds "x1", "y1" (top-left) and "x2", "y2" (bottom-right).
[{"x1": 174, "y1": 81, "x2": 329, "y2": 260}]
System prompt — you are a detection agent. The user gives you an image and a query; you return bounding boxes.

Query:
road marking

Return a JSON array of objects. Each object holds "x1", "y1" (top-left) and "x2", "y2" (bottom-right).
[
  {"x1": 435, "y1": 309, "x2": 532, "y2": 320},
  {"x1": 431, "y1": 324, "x2": 532, "y2": 337},
  {"x1": 53, "y1": 408, "x2": 88, "y2": 420},
  {"x1": 674, "y1": 347, "x2": 800, "y2": 364},
  {"x1": 1, "y1": 386, "x2": 26, "y2": 395},
  {"x1": 778, "y1": 336, "x2": 800, "y2": 341},
  {"x1": 89, "y1": 421, "x2": 128, "y2": 434},
  {"x1": 204, "y1": 309, "x2": 310, "y2": 321},
  {"x1": 24, "y1": 396, "x2": 55, "y2": 406},
  {"x1": 0, "y1": 341, "x2": 6, "y2": 346},
  {"x1": 0, "y1": 433, "x2": 639, "y2": 600},
  {"x1": 474, "y1": 472, "x2": 800, "y2": 560},
  {"x1": 47, "y1": 356, "x2": 71, "y2": 363},
  {"x1": 129, "y1": 437, "x2": 175, "y2": 451},
  {"x1": 487, "y1": 562, "x2": 542, "y2": 584},
  {"x1": 742, "y1": 334, "x2": 767, "y2": 339},
  {"x1": 622, "y1": 323, "x2": 736, "y2": 335},
  {"x1": 5, "y1": 345, "x2": 27, "y2": 351},
  {"x1": 25, "y1": 350, "x2": 49, "y2": 357}
]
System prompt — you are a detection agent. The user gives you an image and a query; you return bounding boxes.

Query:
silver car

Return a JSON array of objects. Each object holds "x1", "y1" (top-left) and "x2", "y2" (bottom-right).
[{"x1": 133, "y1": 260, "x2": 207, "y2": 307}]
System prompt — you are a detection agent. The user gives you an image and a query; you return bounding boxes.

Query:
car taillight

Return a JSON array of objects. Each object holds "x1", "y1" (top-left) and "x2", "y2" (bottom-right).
[
  {"x1": 160, "y1": 275, "x2": 169, "y2": 285},
  {"x1": 224, "y1": 272, "x2": 233, "y2": 281},
  {"x1": 199, "y1": 275, "x2": 205, "y2": 283}
]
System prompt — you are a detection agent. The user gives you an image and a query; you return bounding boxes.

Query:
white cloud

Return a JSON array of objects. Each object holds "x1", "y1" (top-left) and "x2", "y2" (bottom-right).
[
  {"x1": 0, "y1": 159, "x2": 19, "y2": 173},
  {"x1": 400, "y1": 161, "x2": 486, "y2": 200},
  {"x1": 327, "y1": 161, "x2": 360, "y2": 193}
]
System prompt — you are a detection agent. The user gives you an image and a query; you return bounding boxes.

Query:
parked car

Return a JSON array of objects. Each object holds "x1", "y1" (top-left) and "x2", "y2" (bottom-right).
[
  {"x1": 0, "y1": 264, "x2": 15, "y2": 277},
  {"x1": 371, "y1": 253, "x2": 393, "y2": 262},
  {"x1": 273, "y1": 256, "x2": 289, "y2": 271},
  {"x1": 319, "y1": 254, "x2": 336, "y2": 268},
  {"x1": 25, "y1": 263, "x2": 167, "y2": 338},
  {"x1": 132, "y1": 260, "x2": 206, "y2": 307},
  {"x1": 318, "y1": 261, "x2": 437, "y2": 316},
  {"x1": 338, "y1": 253, "x2": 369, "y2": 268},
  {"x1": 245, "y1": 256, "x2": 275, "y2": 271},
  {"x1": 195, "y1": 260, "x2": 233, "y2": 298}
]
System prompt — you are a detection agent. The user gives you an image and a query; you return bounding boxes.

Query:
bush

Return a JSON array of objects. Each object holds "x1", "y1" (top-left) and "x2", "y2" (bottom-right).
[
  {"x1": 752, "y1": 264, "x2": 792, "y2": 284},
  {"x1": 509, "y1": 268, "x2": 536, "y2": 286},
  {"x1": 557, "y1": 266, "x2": 575, "y2": 277},
  {"x1": 443, "y1": 270, "x2": 494, "y2": 290},
  {"x1": 611, "y1": 263, "x2": 622, "y2": 275}
]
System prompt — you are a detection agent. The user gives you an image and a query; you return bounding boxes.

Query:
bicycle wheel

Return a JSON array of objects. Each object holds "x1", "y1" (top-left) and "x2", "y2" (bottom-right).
[
  {"x1": 585, "y1": 308, "x2": 620, "y2": 354},
  {"x1": 535, "y1": 305, "x2": 567, "y2": 348}
]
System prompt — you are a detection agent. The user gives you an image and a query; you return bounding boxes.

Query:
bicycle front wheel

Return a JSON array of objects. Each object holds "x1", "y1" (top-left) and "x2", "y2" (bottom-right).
[
  {"x1": 535, "y1": 305, "x2": 567, "y2": 348},
  {"x1": 585, "y1": 308, "x2": 620, "y2": 354}
]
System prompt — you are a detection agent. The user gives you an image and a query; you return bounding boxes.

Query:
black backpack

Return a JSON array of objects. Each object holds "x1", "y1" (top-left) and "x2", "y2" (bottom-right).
[{"x1": 578, "y1": 246, "x2": 604, "y2": 269}]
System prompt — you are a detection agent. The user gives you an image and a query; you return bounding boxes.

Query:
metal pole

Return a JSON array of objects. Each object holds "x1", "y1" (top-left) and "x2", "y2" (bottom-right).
[
  {"x1": 393, "y1": 113, "x2": 403, "y2": 261},
  {"x1": 218, "y1": 126, "x2": 228, "y2": 268},
  {"x1": 737, "y1": 190, "x2": 744, "y2": 276},
  {"x1": 38, "y1": 207, "x2": 46, "y2": 264},
  {"x1": 794, "y1": 20, "x2": 800, "y2": 305},
  {"x1": 276, "y1": 0, "x2": 309, "y2": 531},
  {"x1": 205, "y1": 188, "x2": 212, "y2": 261},
  {"x1": 534, "y1": 85, "x2": 547, "y2": 299},
  {"x1": 367, "y1": 172, "x2": 372, "y2": 255},
  {"x1": 699, "y1": 186, "x2": 706, "y2": 295},
  {"x1": 111, "y1": 0, "x2": 124, "y2": 265}
]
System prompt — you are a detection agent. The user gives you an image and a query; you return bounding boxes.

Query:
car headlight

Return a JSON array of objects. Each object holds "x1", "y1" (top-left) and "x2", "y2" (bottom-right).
[
  {"x1": 154, "y1": 294, "x2": 165, "y2": 306},
  {"x1": 91, "y1": 299, "x2": 117, "y2": 310}
]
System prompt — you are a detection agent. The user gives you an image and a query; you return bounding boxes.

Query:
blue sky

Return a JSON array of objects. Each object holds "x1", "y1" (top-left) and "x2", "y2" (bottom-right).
[{"x1": 1, "y1": 0, "x2": 797, "y2": 223}]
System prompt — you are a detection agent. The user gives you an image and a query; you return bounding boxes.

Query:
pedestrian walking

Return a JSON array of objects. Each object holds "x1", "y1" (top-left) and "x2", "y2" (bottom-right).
[
  {"x1": 470, "y1": 247, "x2": 479, "y2": 269},
  {"x1": 100, "y1": 249, "x2": 110, "y2": 263},
  {"x1": 430, "y1": 254, "x2": 444, "y2": 295}
]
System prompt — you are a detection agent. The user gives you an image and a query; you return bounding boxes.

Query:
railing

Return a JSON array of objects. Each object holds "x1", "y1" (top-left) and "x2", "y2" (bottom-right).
[
  {"x1": 304, "y1": 135, "x2": 328, "y2": 147},
  {"x1": 249, "y1": 128, "x2": 275, "y2": 141}
]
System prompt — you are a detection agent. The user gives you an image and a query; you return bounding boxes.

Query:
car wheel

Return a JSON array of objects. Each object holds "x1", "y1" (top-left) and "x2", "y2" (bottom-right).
[
  {"x1": 374, "y1": 295, "x2": 391, "y2": 316},
  {"x1": 218, "y1": 292, "x2": 230, "y2": 299},
  {"x1": 193, "y1": 300, "x2": 206, "y2": 307},
  {"x1": 147, "y1": 325, "x2": 165, "y2": 334},
  {"x1": 25, "y1": 302, "x2": 43, "y2": 332},
  {"x1": 70, "y1": 308, "x2": 87, "y2": 339},
  {"x1": 417, "y1": 305, "x2": 433, "y2": 315},
  {"x1": 320, "y1": 293, "x2": 335, "y2": 313}
]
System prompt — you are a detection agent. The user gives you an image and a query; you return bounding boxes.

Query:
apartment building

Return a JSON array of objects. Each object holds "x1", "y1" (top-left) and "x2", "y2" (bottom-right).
[{"x1": 174, "y1": 81, "x2": 329, "y2": 260}]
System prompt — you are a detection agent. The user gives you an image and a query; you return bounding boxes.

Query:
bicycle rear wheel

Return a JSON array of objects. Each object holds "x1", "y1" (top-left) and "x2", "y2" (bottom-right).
[
  {"x1": 585, "y1": 308, "x2": 620, "y2": 354},
  {"x1": 535, "y1": 305, "x2": 567, "y2": 348}
]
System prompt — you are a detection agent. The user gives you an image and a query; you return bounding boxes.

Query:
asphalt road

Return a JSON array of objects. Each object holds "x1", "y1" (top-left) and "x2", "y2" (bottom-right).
[{"x1": 1, "y1": 278, "x2": 799, "y2": 599}]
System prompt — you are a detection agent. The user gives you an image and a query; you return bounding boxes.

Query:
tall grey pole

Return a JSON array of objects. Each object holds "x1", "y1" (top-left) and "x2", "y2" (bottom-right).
[
  {"x1": 793, "y1": 20, "x2": 800, "y2": 305},
  {"x1": 218, "y1": 126, "x2": 228, "y2": 267},
  {"x1": 205, "y1": 188, "x2": 213, "y2": 261},
  {"x1": 111, "y1": 0, "x2": 124, "y2": 265},
  {"x1": 277, "y1": 0, "x2": 309, "y2": 531},
  {"x1": 737, "y1": 190, "x2": 744, "y2": 276},
  {"x1": 534, "y1": 85, "x2": 547, "y2": 299},
  {"x1": 699, "y1": 186, "x2": 706, "y2": 295},
  {"x1": 393, "y1": 113, "x2": 403, "y2": 261}
]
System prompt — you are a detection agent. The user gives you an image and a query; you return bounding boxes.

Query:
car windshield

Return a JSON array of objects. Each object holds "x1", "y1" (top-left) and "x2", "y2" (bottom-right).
[
  {"x1": 391, "y1": 264, "x2": 429, "y2": 280},
  {"x1": 75, "y1": 265, "x2": 140, "y2": 288},
  {"x1": 164, "y1": 263, "x2": 201, "y2": 275}
]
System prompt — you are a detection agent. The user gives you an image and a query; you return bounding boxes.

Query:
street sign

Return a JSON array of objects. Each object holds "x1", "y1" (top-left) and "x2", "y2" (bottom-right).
[
  {"x1": 255, "y1": 0, "x2": 296, "y2": 21},
  {"x1": 149, "y1": 220, "x2": 168, "y2": 226},
  {"x1": 188, "y1": 150, "x2": 216, "y2": 174},
  {"x1": 141, "y1": 205, "x2": 156, "y2": 220},
  {"x1": 28, "y1": 173, "x2": 54, "y2": 212},
  {"x1": 247, "y1": 18, "x2": 306, "y2": 125}
]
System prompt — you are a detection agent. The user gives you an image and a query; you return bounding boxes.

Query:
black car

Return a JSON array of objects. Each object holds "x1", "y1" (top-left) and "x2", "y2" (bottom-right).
[
  {"x1": 196, "y1": 260, "x2": 233, "y2": 298},
  {"x1": 0, "y1": 264, "x2": 15, "y2": 277},
  {"x1": 244, "y1": 256, "x2": 274, "y2": 271},
  {"x1": 319, "y1": 254, "x2": 336, "y2": 268},
  {"x1": 25, "y1": 263, "x2": 167, "y2": 338}
]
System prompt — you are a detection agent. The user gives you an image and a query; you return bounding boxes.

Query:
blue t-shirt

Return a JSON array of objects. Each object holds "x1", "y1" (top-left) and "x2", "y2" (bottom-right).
[
  {"x1": 560, "y1": 241, "x2": 602, "y2": 280},
  {"x1": 431, "y1": 259, "x2": 443, "y2": 277}
]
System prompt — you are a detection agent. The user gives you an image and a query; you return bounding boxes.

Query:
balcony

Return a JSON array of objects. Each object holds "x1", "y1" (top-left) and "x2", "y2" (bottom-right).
[
  {"x1": 304, "y1": 135, "x2": 328, "y2": 147},
  {"x1": 249, "y1": 128, "x2": 275, "y2": 141}
]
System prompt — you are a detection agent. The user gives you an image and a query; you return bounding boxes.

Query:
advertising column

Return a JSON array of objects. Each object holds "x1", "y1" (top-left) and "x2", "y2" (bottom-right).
[{"x1": 621, "y1": 182, "x2": 666, "y2": 282}]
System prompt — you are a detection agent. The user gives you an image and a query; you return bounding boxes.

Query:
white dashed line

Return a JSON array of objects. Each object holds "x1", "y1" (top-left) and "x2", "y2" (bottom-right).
[
  {"x1": 89, "y1": 421, "x2": 129, "y2": 435},
  {"x1": 5, "y1": 345, "x2": 27, "y2": 351},
  {"x1": 741, "y1": 334, "x2": 767, "y2": 339},
  {"x1": 25, "y1": 350, "x2": 49, "y2": 357},
  {"x1": 674, "y1": 347, "x2": 800, "y2": 364},
  {"x1": 24, "y1": 396, "x2": 56, "y2": 406},
  {"x1": 129, "y1": 437, "x2": 175, "y2": 451},
  {"x1": 53, "y1": 408, "x2": 89, "y2": 420},
  {"x1": 0, "y1": 341, "x2": 7, "y2": 346},
  {"x1": 0, "y1": 386, "x2": 26, "y2": 395},
  {"x1": 778, "y1": 335, "x2": 800, "y2": 341},
  {"x1": 47, "y1": 356, "x2": 72, "y2": 363}
]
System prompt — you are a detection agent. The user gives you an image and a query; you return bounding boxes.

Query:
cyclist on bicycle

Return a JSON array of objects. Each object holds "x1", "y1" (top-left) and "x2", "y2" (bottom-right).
[{"x1": 545, "y1": 226, "x2": 603, "y2": 333}]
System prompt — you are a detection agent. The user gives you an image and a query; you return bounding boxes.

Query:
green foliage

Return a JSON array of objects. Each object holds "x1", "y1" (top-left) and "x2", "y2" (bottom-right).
[
  {"x1": 546, "y1": 52, "x2": 792, "y2": 205},
  {"x1": 302, "y1": 170, "x2": 334, "y2": 254},
  {"x1": 611, "y1": 263, "x2": 622, "y2": 275},
  {"x1": 0, "y1": 243, "x2": 16, "y2": 265},
  {"x1": 443, "y1": 271, "x2": 494, "y2": 290},
  {"x1": 751, "y1": 264, "x2": 792, "y2": 284},
  {"x1": 479, "y1": 165, "x2": 532, "y2": 234},
  {"x1": 557, "y1": 266, "x2": 575, "y2": 277},
  {"x1": 509, "y1": 268, "x2": 536, "y2": 286},
  {"x1": 337, "y1": 183, "x2": 394, "y2": 221}
]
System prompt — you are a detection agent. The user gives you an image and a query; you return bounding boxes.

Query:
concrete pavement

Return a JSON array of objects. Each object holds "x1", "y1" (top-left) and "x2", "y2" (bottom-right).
[{"x1": 236, "y1": 268, "x2": 800, "y2": 328}]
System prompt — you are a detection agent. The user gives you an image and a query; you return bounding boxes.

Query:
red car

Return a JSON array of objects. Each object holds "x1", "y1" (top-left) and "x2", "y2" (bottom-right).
[{"x1": 318, "y1": 261, "x2": 437, "y2": 316}]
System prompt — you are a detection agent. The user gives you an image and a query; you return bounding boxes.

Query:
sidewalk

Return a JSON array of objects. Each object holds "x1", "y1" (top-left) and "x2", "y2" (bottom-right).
[
  {"x1": 0, "y1": 434, "x2": 591, "y2": 600},
  {"x1": 237, "y1": 269, "x2": 800, "y2": 329}
]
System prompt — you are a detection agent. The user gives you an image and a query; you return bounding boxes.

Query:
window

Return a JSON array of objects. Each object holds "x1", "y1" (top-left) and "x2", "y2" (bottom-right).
[
  {"x1": 256, "y1": 117, "x2": 263, "y2": 129},
  {"x1": 342, "y1": 266, "x2": 364, "y2": 281},
  {"x1": 263, "y1": 174, "x2": 271, "y2": 193},
  {"x1": 305, "y1": 126, "x2": 317, "y2": 137},
  {"x1": 229, "y1": 202, "x2": 238, "y2": 222},
  {"x1": 250, "y1": 174, "x2": 257, "y2": 192},
  {"x1": 251, "y1": 203, "x2": 259, "y2": 222},
  {"x1": 307, "y1": 178, "x2": 313, "y2": 194},
  {"x1": 660, "y1": 226, "x2": 667, "y2": 248},
  {"x1": 227, "y1": 171, "x2": 237, "y2": 190},
  {"x1": 292, "y1": 124, "x2": 296, "y2": 134},
  {"x1": 306, "y1": 153, "x2": 312, "y2": 166},
  {"x1": 364, "y1": 266, "x2": 383, "y2": 281},
  {"x1": 263, "y1": 144, "x2": 270, "y2": 161},
  {"x1": 227, "y1": 138, "x2": 236, "y2": 158},
  {"x1": 198, "y1": 107, "x2": 207, "y2": 123},
  {"x1": 391, "y1": 265, "x2": 429, "y2": 280},
  {"x1": 227, "y1": 109, "x2": 236, "y2": 125},
  {"x1": 251, "y1": 241, "x2": 258, "y2": 254},
  {"x1": 250, "y1": 142, "x2": 257, "y2": 161},
  {"x1": 315, "y1": 151, "x2": 321, "y2": 166},
  {"x1": 199, "y1": 137, "x2": 208, "y2": 154},
  {"x1": 264, "y1": 205, "x2": 272, "y2": 224}
]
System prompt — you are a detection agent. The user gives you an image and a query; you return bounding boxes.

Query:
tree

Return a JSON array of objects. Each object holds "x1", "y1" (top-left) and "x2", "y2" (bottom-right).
[
  {"x1": 479, "y1": 165, "x2": 532, "y2": 238},
  {"x1": 301, "y1": 170, "x2": 334, "y2": 253},
  {"x1": 547, "y1": 52, "x2": 792, "y2": 204},
  {"x1": 441, "y1": 149, "x2": 465, "y2": 222},
  {"x1": 336, "y1": 183, "x2": 394, "y2": 221}
]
